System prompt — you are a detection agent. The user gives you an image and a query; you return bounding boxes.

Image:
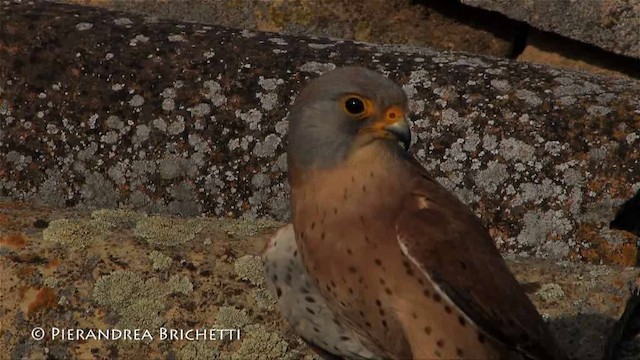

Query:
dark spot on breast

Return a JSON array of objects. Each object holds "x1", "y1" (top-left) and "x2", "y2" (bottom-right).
[
  {"x1": 411, "y1": 312, "x2": 417, "y2": 319},
  {"x1": 459, "y1": 260, "x2": 467, "y2": 270},
  {"x1": 271, "y1": 275, "x2": 278, "y2": 282},
  {"x1": 379, "y1": 278, "x2": 385, "y2": 285},
  {"x1": 293, "y1": 250, "x2": 298, "y2": 257},
  {"x1": 424, "y1": 326, "x2": 431, "y2": 335},
  {"x1": 362, "y1": 185, "x2": 366, "y2": 192},
  {"x1": 379, "y1": 309, "x2": 385, "y2": 316},
  {"x1": 359, "y1": 311, "x2": 365, "y2": 318},
  {"x1": 365, "y1": 321, "x2": 372, "y2": 328},
  {"x1": 444, "y1": 305, "x2": 452, "y2": 313},
  {"x1": 364, "y1": 235, "x2": 370, "y2": 243},
  {"x1": 299, "y1": 231, "x2": 305, "y2": 240},
  {"x1": 433, "y1": 293, "x2": 442, "y2": 302},
  {"x1": 382, "y1": 320, "x2": 388, "y2": 328},
  {"x1": 340, "y1": 335, "x2": 350, "y2": 341},
  {"x1": 334, "y1": 207, "x2": 338, "y2": 215},
  {"x1": 423, "y1": 289, "x2": 431, "y2": 297},
  {"x1": 376, "y1": 299, "x2": 382, "y2": 307},
  {"x1": 348, "y1": 266, "x2": 357, "y2": 273},
  {"x1": 330, "y1": 281, "x2": 336, "y2": 288},
  {"x1": 370, "y1": 171, "x2": 374, "y2": 178},
  {"x1": 406, "y1": 268, "x2": 414, "y2": 276},
  {"x1": 306, "y1": 307, "x2": 316, "y2": 315},
  {"x1": 456, "y1": 348, "x2": 464, "y2": 357},
  {"x1": 311, "y1": 222, "x2": 315, "y2": 230},
  {"x1": 374, "y1": 258, "x2": 382, "y2": 266},
  {"x1": 276, "y1": 287, "x2": 282, "y2": 297},
  {"x1": 418, "y1": 278, "x2": 424, "y2": 286},
  {"x1": 348, "y1": 287, "x2": 354, "y2": 294},
  {"x1": 347, "y1": 248, "x2": 353, "y2": 255},
  {"x1": 313, "y1": 327, "x2": 320, "y2": 333},
  {"x1": 385, "y1": 287, "x2": 393, "y2": 295},
  {"x1": 321, "y1": 232, "x2": 326, "y2": 240},
  {"x1": 359, "y1": 215, "x2": 365, "y2": 224},
  {"x1": 436, "y1": 339, "x2": 444, "y2": 348},
  {"x1": 434, "y1": 350, "x2": 442, "y2": 358},
  {"x1": 459, "y1": 316, "x2": 466, "y2": 326},
  {"x1": 305, "y1": 296, "x2": 315, "y2": 303}
]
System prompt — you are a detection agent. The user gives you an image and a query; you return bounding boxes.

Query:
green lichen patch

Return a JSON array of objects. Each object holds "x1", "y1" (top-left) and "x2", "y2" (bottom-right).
[
  {"x1": 234, "y1": 255, "x2": 264, "y2": 286},
  {"x1": 169, "y1": 275, "x2": 194, "y2": 294},
  {"x1": 215, "y1": 306, "x2": 251, "y2": 328},
  {"x1": 252, "y1": 288, "x2": 275, "y2": 309},
  {"x1": 93, "y1": 270, "x2": 193, "y2": 329},
  {"x1": 134, "y1": 216, "x2": 204, "y2": 247},
  {"x1": 230, "y1": 324, "x2": 288, "y2": 360},
  {"x1": 217, "y1": 218, "x2": 282, "y2": 237},
  {"x1": 148, "y1": 250, "x2": 172, "y2": 271},
  {"x1": 42, "y1": 218, "x2": 113, "y2": 249},
  {"x1": 536, "y1": 283, "x2": 566, "y2": 303},
  {"x1": 178, "y1": 341, "x2": 219, "y2": 360},
  {"x1": 91, "y1": 208, "x2": 148, "y2": 228}
]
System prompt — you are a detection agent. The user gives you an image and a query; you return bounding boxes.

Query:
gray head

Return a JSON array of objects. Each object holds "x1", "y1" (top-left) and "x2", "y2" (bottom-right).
[{"x1": 287, "y1": 67, "x2": 410, "y2": 170}]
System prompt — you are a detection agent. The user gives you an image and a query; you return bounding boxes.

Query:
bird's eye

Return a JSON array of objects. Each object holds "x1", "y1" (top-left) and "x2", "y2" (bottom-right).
[{"x1": 344, "y1": 97, "x2": 365, "y2": 115}]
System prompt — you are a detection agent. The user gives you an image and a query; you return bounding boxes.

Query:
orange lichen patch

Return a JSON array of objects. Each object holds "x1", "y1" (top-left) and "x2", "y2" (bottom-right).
[
  {"x1": 572, "y1": 223, "x2": 638, "y2": 266},
  {"x1": 46, "y1": 258, "x2": 60, "y2": 269},
  {"x1": 0, "y1": 202, "x2": 28, "y2": 210},
  {"x1": 586, "y1": 177, "x2": 635, "y2": 199},
  {"x1": 573, "y1": 224, "x2": 638, "y2": 266},
  {"x1": 611, "y1": 295, "x2": 625, "y2": 304},
  {"x1": 17, "y1": 266, "x2": 35, "y2": 278},
  {"x1": 22, "y1": 287, "x2": 57, "y2": 316},
  {"x1": 0, "y1": 233, "x2": 27, "y2": 249}
]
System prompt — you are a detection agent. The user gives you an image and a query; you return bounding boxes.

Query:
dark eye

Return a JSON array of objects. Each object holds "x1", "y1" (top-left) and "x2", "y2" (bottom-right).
[{"x1": 344, "y1": 97, "x2": 365, "y2": 115}]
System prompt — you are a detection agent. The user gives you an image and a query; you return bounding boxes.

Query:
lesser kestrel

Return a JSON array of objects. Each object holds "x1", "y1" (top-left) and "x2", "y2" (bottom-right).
[{"x1": 263, "y1": 67, "x2": 565, "y2": 360}]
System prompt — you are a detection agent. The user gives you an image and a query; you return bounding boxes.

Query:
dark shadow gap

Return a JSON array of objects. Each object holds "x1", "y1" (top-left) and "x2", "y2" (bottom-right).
[
  {"x1": 413, "y1": 0, "x2": 640, "y2": 78},
  {"x1": 525, "y1": 28, "x2": 640, "y2": 79},
  {"x1": 610, "y1": 189, "x2": 640, "y2": 266},
  {"x1": 412, "y1": 0, "x2": 529, "y2": 58}
]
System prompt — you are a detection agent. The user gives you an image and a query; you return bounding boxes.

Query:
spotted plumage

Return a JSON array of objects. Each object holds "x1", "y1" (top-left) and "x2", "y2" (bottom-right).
[{"x1": 263, "y1": 67, "x2": 565, "y2": 360}]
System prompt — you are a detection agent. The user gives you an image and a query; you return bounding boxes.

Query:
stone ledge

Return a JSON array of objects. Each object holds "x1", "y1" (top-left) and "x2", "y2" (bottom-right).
[{"x1": 0, "y1": 203, "x2": 638, "y2": 359}]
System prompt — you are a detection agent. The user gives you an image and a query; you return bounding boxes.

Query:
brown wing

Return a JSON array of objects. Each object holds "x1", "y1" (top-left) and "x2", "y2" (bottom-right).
[{"x1": 395, "y1": 159, "x2": 565, "y2": 360}]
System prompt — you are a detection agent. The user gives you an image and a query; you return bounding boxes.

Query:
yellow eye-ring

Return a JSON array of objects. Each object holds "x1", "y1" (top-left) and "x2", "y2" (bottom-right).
[{"x1": 341, "y1": 95, "x2": 373, "y2": 119}]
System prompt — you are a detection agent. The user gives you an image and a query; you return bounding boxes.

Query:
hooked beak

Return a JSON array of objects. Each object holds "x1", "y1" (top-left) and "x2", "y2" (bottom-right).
[
  {"x1": 357, "y1": 105, "x2": 412, "y2": 151},
  {"x1": 385, "y1": 118, "x2": 411, "y2": 151}
]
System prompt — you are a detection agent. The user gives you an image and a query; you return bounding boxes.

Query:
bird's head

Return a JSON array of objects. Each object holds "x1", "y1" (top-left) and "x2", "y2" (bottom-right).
[{"x1": 287, "y1": 67, "x2": 411, "y2": 170}]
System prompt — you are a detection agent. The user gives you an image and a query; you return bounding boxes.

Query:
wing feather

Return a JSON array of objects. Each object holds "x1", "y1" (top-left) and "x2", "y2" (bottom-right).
[{"x1": 395, "y1": 165, "x2": 565, "y2": 360}]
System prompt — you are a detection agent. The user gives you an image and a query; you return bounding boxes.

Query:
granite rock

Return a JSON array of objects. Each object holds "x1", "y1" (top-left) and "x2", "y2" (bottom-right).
[{"x1": 0, "y1": 2, "x2": 639, "y2": 264}]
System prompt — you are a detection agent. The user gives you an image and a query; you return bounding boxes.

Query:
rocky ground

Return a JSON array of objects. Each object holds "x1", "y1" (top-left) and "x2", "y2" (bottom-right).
[{"x1": 1, "y1": 203, "x2": 639, "y2": 359}]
